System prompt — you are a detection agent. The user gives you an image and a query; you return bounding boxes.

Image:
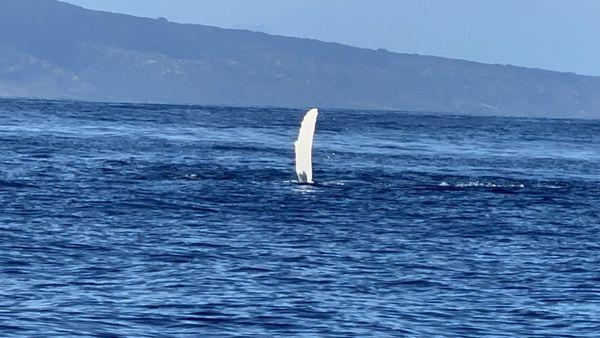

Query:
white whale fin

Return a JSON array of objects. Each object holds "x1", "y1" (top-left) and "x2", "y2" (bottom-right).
[{"x1": 295, "y1": 108, "x2": 319, "y2": 184}]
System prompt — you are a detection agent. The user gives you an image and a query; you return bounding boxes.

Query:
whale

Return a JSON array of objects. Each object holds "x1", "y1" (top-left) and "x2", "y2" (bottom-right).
[{"x1": 294, "y1": 108, "x2": 319, "y2": 184}]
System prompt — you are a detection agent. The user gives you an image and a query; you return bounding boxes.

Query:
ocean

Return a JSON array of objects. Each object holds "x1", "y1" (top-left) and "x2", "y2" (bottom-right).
[{"x1": 1, "y1": 98, "x2": 599, "y2": 337}]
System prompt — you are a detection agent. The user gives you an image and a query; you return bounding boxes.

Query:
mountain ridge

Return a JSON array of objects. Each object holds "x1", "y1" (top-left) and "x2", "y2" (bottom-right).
[{"x1": 1, "y1": 0, "x2": 599, "y2": 118}]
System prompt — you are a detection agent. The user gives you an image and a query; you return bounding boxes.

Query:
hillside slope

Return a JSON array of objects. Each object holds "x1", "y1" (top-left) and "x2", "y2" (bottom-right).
[{"x1": 1, "y1": 0, "x2": 599, "y2": 118}]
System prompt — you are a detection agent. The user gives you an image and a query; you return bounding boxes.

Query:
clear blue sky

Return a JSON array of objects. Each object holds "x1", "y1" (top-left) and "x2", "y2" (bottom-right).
[{"x1": 63, "y1": 0, "x2": 600, "y2": 76}]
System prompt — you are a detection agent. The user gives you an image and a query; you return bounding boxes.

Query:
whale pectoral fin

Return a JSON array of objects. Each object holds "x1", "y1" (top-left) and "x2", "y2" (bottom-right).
[
  {"x1": 295, "y1": 108, "x2": 318, "y2": 184},
  {"x1": 297, "y1": 172, "x2": 308, "y2": 183}
]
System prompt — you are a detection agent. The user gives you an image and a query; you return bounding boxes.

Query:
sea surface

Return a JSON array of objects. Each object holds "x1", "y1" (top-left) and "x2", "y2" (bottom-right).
[{"x1": 1, "y1": 98, "x2": 599, "y2": 337}]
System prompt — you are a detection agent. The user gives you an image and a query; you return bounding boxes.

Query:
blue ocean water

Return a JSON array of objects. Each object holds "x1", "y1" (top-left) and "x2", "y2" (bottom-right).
[{"x1": 1, "y1": 98, "x2": 599, "y2": 337}]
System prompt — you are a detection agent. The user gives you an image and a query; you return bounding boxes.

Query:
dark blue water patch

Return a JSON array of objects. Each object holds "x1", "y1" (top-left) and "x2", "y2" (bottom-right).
[
  {"x1": 0, "y1": 179, "x2": 38, "y2": 189},
  {"x1": 1, "y1": 98, "x2": 600, "y2": 336}
]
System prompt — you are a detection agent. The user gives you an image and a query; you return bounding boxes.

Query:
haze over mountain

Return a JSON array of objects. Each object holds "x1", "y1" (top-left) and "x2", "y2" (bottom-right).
[{"x1": 1, "y1": 0, "x2": 599, "y2": 118}]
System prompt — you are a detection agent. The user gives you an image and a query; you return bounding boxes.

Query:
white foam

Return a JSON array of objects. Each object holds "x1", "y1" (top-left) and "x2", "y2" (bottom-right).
[{"x1": 441, "y1": 181, "x2": 525, "y2": 188}]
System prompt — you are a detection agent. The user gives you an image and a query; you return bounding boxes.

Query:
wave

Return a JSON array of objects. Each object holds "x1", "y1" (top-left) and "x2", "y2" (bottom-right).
[
  {"x1": 0, "y1": 179, "x2": 37, "y2": 189},
  {"x1": 440, "y1": 180, "x2": 525, "y2": 188}
]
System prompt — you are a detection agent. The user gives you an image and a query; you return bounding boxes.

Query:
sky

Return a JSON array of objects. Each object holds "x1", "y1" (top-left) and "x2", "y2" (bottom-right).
[{"x1": 62, "y1": 0, "x2": 600, "y2": 76}]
